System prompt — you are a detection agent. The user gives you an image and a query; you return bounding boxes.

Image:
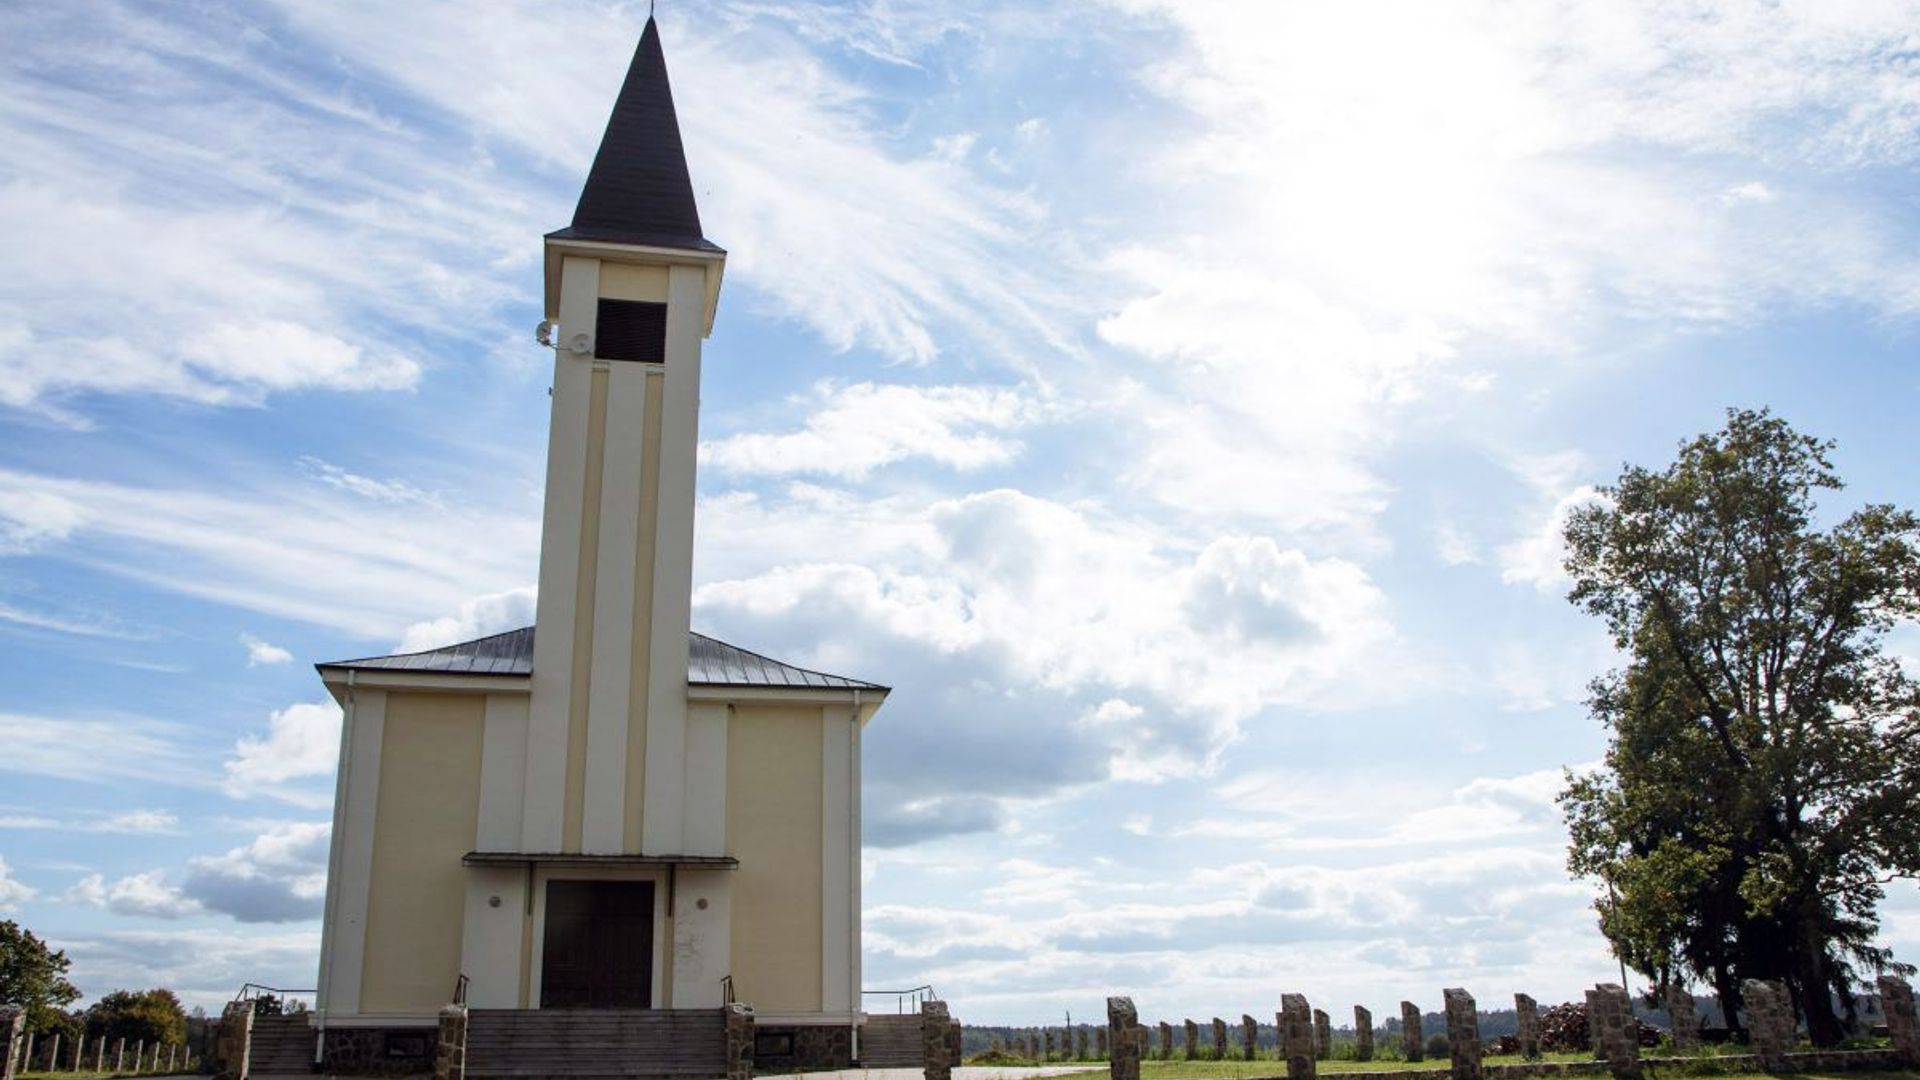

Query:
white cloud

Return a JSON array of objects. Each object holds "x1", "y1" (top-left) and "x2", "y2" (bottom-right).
[
  {"x1": 222, "y1": 702, "x2": 341, "y2": 809},
  {"x1": 64, "y1": 873, "x2": 106, "y2": 908},
  {"x1": 242, "y1": 634, "x2": 293, "y2": 666},
  {"x1": 701, "y1": 381, "x2": 1048, "y2": 479},
  {"x1": 0, "y1": 713, "x2": 194, "y2": 784},
  {"x1": 98, "y1": 870, "x2": 201, "y2": 920},
  {"x1": 1498, "y1": 484, "x2": 1604, "y2": 591},
  {"x1": 96, "y1": 810, "x2": 181, "y2": 834},
  {"x1": 0, "y1": 467, "x2": 538, "y2": 638},
  {"x1": 298, "y1": 457, "x2": 441, "y2": 507},
  {"x1": 184, "y1": 822, "x2": 330, "y2": 923},
  {"x1": 697, "y1": 488, "x2": 1397, "y2": 780},
  {"x1": 396, "y1": 586, "x2": 536, "y2": 653},
  {"x1": 0, "y1": 856, "x2": 38, "y2": 911},
  {"x1": 59, "y1": 926, "x2": 322, "y2": 1012}
]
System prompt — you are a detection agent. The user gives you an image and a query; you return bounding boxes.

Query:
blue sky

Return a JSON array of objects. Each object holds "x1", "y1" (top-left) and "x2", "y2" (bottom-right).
[{"x1": 3, "y1": 0, "x2": 1919, "y2": 1024}]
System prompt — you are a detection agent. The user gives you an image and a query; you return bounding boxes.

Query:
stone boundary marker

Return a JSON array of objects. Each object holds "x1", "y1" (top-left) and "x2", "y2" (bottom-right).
[
  {"x1": 921, "y1": 1000, "x2": 952, "y2": 1080},
  {"x1": 1108, "y1": 997, "x2": 1141, "y2": 1080},
  {"x1": 1213, "y1": 1017, "x2": 1229, "y2": 1058},
  {"x1": 1280, "y1": 993, "x2": 1315, "y2": 1080},
  {"x1": 1185, "y1": 1019, "x2": 1200, "y2": 1060},
  {"x1": 1514, "y1": 993, "x2": 1539, "y2": 1061},
  {"x1": 1092, "y1": 975, "x2": 1920, "y2": 1080}
]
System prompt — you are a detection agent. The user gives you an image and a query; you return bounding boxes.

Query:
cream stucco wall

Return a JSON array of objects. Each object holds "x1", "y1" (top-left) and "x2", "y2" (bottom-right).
[
  {"x1": 727, "y1": 705, "x2": 826, "y2": 1013},
  {"x1": 360, "y1": 692, "x2": 484, "y2": 1015}
]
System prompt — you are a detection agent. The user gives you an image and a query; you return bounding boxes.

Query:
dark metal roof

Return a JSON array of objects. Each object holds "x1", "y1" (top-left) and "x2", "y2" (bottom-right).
[
  {"x1": 553, "y1": 15, "x2": 721, "y2": 254},
  {"x1": 319, "y1": 627, "x2": 887, "y2": 692}
]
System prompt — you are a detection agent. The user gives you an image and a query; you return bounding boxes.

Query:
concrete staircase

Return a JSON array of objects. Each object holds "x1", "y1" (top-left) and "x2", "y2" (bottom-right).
[
  {"x1": 465, "y1": 1009, "x2": 727, "y2": 1079},
  {"x1": 860, "y1": 1014, "x2": 924, "y2": 1068},
  {"x1": 248, "y1": 1012, "x2": 315, "y2": 1074}
]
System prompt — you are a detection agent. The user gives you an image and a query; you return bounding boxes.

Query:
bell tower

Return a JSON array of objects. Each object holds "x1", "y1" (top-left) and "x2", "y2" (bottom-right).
[{"x1": 523, "y1": 14, "x2": 726, "y2": 858}]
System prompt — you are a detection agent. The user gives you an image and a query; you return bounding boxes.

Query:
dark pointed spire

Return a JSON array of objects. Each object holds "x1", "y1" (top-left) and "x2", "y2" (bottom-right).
[{"x1": 552, "y1": 16, "x2": 719, "y2": 252}]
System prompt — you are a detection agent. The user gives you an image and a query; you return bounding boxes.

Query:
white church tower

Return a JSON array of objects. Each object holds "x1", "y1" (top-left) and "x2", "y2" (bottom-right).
[{"x1": 307, "y1": 16, "x2": 889, "y2": 1073}]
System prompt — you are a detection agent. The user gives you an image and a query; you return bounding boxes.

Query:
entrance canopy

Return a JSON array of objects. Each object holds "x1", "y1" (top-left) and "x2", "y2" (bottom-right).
[{"x1": 462, "y1": 852, "x2": 739, "y2": 869}]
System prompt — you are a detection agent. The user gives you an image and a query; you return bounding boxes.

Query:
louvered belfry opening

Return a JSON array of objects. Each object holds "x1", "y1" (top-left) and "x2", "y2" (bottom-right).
[{"x1": 596, "y1": 298, "x2": 669, "y2": 362}]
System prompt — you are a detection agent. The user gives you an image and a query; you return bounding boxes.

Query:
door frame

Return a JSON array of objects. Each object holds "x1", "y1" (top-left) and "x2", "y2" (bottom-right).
[{"x1": 528, "y1": 865, "x2": 669, "y2": 1009}]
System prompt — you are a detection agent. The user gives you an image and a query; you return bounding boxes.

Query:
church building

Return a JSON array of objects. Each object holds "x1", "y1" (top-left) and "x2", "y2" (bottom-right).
[{"x1": 308, "y1": 16, "x2": 888, "y2": 1072}]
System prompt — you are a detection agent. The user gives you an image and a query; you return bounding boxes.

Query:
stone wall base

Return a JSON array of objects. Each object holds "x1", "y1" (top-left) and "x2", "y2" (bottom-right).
[
  {"x1": 754, "y1": 1023, "x2": 852, "y2": 1071},
  {"x1": 320, "y1": 1025, "x2": 439, "y2": 1076}
]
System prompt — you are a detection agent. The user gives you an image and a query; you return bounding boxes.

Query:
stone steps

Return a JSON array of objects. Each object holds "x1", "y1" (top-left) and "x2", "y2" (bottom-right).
[
  {"x1": 250, "y1": 1014, "x2": 314, "y2": 1073},
  {"x1": 466, "y1": 1008, "x2": 726, "y2": 1079},
  {"x1": 860, "y1": 1015, "x2": 924, "y2": 1068}
]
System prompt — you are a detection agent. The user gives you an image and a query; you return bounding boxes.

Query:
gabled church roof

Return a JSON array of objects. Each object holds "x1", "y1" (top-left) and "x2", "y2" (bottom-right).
[
  {"x1": 318, "y1": 627, "x2": 887, "y2": 691},
  {"x1": 547, "y1": 15, "x2": 721, "y2": 253}
]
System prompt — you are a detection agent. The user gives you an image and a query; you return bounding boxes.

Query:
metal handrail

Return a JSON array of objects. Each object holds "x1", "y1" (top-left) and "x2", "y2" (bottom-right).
[
  {"x1": 234, "y1": 983, "x2": 316, "y2": 1004},
  {"x1": 862, "y1": 985, "x2": 938, "y2": 1013},
  {"x1": 453, "y1": 974, "x2": 470, "y2": 1006}
]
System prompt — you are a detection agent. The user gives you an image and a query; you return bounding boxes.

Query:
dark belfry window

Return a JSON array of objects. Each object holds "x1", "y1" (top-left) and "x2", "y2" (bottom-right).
[{"x1": 595, "y1": 298, "x2": 668, "y2": 362}]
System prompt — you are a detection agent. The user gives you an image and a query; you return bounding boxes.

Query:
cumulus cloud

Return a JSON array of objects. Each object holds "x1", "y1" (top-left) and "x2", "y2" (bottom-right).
[
  {"x1": 1499, "y1": 484, "x2": 1605, "y2": 591},
  {"x1": 222, "y1": 702, "x2": 341, "y2": 809},
  {"x1": 242, "y1": 634, "x2": 293, "y2": 666},
  {"x1": 184, "y1": 822, "x2": 330, "y2": 923},
  {"x1": 86, "y1": 871, "x2": 202, "y2": 920},
  {"x1": 701, "y1": 381, "x2": 1048, "y2": 479},
  {"x1": 0, "y1": 856, "x2": 37, "y2": 911},
  {"x1": 396, "y1": 586, "x2": 537, "y2": 653}
]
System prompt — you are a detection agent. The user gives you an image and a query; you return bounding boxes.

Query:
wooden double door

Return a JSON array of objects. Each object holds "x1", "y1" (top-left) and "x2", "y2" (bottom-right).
[{"x1": 540, "y1": 880, "x2": 655, "y2": 1008}]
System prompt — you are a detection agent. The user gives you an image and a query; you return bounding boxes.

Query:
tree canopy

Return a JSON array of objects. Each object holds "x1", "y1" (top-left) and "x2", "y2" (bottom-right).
[
  {"x1": 86, "y1": 988, "x2": 188, "y2": 1049},
  {"x1": 0, "y1": 920, "x2": 80, "y2": 1034},
  {"x1": 1558, "y1": 408, "x2": 1920, "y2": 1045}
]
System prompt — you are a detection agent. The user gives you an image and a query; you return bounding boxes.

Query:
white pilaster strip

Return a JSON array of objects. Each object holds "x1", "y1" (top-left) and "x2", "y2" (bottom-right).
[
  {"x1": 476, "y1": 694, "x2": 529, "y2": 851},
  {"x1": 821, "y1": 705, "x2": 854, "y2": 1012},
  {"x1": 640, "y1": 264, "x2": 705, "y2": 855},
  {"x1": 582, "y1": 361, "x2": 647, "y2": 853},
  {"x1": 682, "y1": 702, "x2": 728, "y2": 856},
  {"x1": 326, "y1": 688, "x2": 385, "y2": 1016},
  {"x1": 851, "y1": 708, "x2": 864, "y2": 1008},
  {"x1": 525, "y1": 255, "x2": 601, "y2": 852}
]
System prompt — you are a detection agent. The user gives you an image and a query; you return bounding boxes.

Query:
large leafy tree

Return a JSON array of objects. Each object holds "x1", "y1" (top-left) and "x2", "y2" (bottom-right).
[
  {"x1": 0, "y1": 920, "x2": 80, "y2": 1034},
  {"x1": 86, "y1": 988, "x2": 189, "y2": 1049},
  {"x1": 1558, "y1": 409, "x2": 1920, "y2": 1045}
]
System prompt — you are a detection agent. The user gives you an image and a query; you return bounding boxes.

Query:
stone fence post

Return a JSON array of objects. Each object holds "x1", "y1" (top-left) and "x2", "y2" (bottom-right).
[
  {"x1": 71, "y1": 1032, "x2": 85, "y2": 1073},
  {"x1": 115, "y1": 1036, "x2": 127, "y2": 1074},
  {"x1": 1879, "y1": 976, "x2": 1920, "y2": 1066},
  {"x1": 42, "y1": 1033, "x2": 59, "y2": 1073},
  {"x1": 0, "y1": 1008, "x2": 22, "y2": 1080},
  {"x1": 1443, "y1": 989, "x2": 1481, "y2": 1080},
  {"x1": 18, "y1": 1033, "x2": 30, "y2": 1077},
  {"x1": 1666, "y1": 986, "x2": 1698, "y2": 1052},
  {"x1": 1212, "y1": 1018, "x2": 1227, "y2": 1058},
  {"x1": 1280, "y1": 995, "x2": 1315, "y2": 1080},
  {"x1": 1593, "y1": 984, "x2": 1641, "y2": 1080},
  {"x1": 1109, "y1": 997, "x2": 1141, "y2": 1080},
  {"x1": 93, "y1": 1035, "x2": 105, "y2": 1073},
  {"x1": 1242, "y1": 1015, "x2": 1259, "y2": 1061},
  {"x1": 1515, "y1": 994, "x2": 1539, "y2": 1060},
  {"x1": 1158, "y1": 1022, "x2": 1172, "y2": 1060},
  {"x1": 1401, "y1": 1002, "x2": 1424, "y2": 1062},
  {"x1": 1312, "y1": 1009, "x2": 1330, "y2": 1061},
  {"x1": 1743, "y1": 979, "x2": 1794, "y2": 1069},
  {"x1": 1584, "y1": 989, "x2": 1605, "y2": 1059},
  {"x1": 1355, "y1": 1006, "x2": 1373, "y2": 1062},
  {"x1": 1184, "y1": 1019, "x2": 1199, "y2": 1060},
  {"x1": 433, "y1": 1004, "x2": 468, "y2": 1080},
  {"x1": 921, "y1": 1000, "x2": 952, "y2": 1080},
  {"x1": 215, "y1": 1000, "x2": 253, "y2": 1080}
]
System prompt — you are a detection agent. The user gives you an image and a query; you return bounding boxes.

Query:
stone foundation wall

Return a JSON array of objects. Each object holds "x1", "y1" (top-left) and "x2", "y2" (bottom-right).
[
  {"x1": 755, "y1": 1023, "x2": 852, "y2": 1071},
  {"x1": 320, "y1": 1025, "x2": 439, "y2": 1076}
]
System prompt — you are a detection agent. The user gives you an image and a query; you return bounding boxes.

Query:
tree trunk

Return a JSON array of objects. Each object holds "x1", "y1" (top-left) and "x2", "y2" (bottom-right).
[
  {"x1": 1797, "y1": 942, "x2": 1846, "y2": 1047},
  {"x1": 1713, "y1": 964, "x2": 1741, "y2": 1036}
]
